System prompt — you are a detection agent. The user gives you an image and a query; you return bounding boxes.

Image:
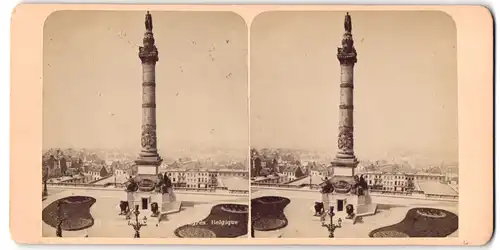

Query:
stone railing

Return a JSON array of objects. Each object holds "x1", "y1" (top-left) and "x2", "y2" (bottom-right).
[
  {"x1": 172, "y1": 187, "x2": 218, "y2": 192},
  {"x1": 251, "y1": 185, "x2": 458, "y2": 202},
  {"x1": 250, "y1": 183, "x2": 301, "y2": 189},
  {"x1": 47, "y1": 182, "x2": 112, "y2": 188},
  {"x1": 47, "y1": 185, "x2": 249, "y2": 197},
  {"x1": 47, "y1": 174, "x2": 114, "y2": 187},
  {"x1": 424, "y1": 193, "x2": 459, "y2": 200},
  {"x1": 48, "y1": 183, "x2": 249, "y2": 194}
]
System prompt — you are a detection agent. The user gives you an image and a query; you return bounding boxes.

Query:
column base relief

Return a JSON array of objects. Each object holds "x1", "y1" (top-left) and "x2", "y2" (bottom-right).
[
  {"x1": 332, "y1": 156, "x2": 358, "y2": 166},
  {"x1": 135, "y1": 154, "x2": 162, "y2": 166}
]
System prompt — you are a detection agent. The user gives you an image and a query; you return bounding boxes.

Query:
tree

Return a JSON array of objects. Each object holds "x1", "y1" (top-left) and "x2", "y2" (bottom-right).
[
  {"x1": 254, "y1": 158, "x2": 262, "y2": 177},
  {"x1": 99, "y1": 166, "x2": 109, "y2": 177},
  {"x1": 272, "y1": 159, "x2": 279, "y2": 173},
  {"x1": 250, "y1": 148, "x2": 259, "y2": 158},
  {"x1": 60, "y1": 157, "x2": 67, "y2": 176},
  {"x1": 259, "y1": 167, "x2": 271, "y2": 176},
  {"x1": 47, "y1": 155, "x2": 56, "y2": 169},
  {"x1": 406, "y1": 178, "x2": 415, "y2": 191},
  {"x1": 295, "y1": 166, "x2": 305, "y2": 178},
  {"x1": 42, "y1": 166, "x2": 48, "y2": 197}
]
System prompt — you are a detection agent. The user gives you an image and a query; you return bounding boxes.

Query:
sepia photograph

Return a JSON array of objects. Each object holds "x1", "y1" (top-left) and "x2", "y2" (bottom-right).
[
  {"x1": 8, "y1": 3, "x2": 494, "y2": 245},
  {"x1": 249, "y1": 11, "x2": 459, "y2": 238},
  {"x1": 41, "y1": 10, "x2": 250, "y2": 238}
]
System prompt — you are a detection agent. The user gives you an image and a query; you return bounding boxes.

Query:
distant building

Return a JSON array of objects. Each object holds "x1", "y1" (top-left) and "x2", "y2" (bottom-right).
[
  {"x1": 360, "y1": 171, "x2": 446, "y2": 192},
  {"x1": 86, "y1": 165, "x2": 109, "y2": 181},
  {"x1": 309, "y1": 163, "x2": 328, "y2": 177},
  {"x1": 283, "y1": 166, "x2": 298, "y2": 181},
  {"x1": 196, "y1": 169, "x2": 212, "y2": 189},
  {"x1": 163, "y1": 168, "x2": 248, "y2": 189},
  {"x1": 163, "y1": 170, "x2": 187, "y2": 187},
  {"x1": 186, "y1": 169, "x2": 198, "y2": 188},
  {"x1": 114, "y1": 168, "x2": 133, "y2": 177},
  {"x1": 445, "y1": 173, "x2": 459, "y2": 184}
]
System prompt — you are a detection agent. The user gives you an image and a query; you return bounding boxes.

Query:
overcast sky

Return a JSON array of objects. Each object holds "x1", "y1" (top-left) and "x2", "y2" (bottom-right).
[
  {"x1": 43, "y1": 10, "x2": 458, "y2": 164},
  {"x1": 43, "y1": 11, "x2": 249, "y2": 158},
  {"x1": 250, "y1": 11, "x2": 458, "y2": 163}
]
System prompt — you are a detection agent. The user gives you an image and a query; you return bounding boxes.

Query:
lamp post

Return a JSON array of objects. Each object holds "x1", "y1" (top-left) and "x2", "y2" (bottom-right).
[
  {"x1": 50, "y1": 201, "x2": 68, "y2": 237},
  {"x1": 250, "y1": 215, "x2": 259, "y2": 238},
  {"x1": 322, "y1": 206, "x2": 342, "y2": 238},
  {"x1": 128, "y1": 205, "x2": 147, "y2": 238},
  {"x1": 251, "y1": 151, "x2": 256, "y2": 177},
  {"x1": 42, "y1": 166, "x2": 48, "y2": 197},
  {"x1": 43, "y1": 179, "x2": 48, "y2": 197},
  {"x1": 308, "y1": 164, "x2": 312, "y2": 189}
]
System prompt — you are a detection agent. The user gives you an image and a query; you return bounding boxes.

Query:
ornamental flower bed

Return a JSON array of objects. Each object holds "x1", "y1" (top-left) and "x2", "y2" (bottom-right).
[
  {"x1": 174, "y1": 203, "x2": 248, "y2": 238},
  {"x1": 42, "y1": 196, "x2": 96, "y2": 231},
  {"x1": 369, "y1": 207, "x2": 458, "y2": 238},
  {"x1": 251, "y1": 196, "x2": 290, "y2": 231}
]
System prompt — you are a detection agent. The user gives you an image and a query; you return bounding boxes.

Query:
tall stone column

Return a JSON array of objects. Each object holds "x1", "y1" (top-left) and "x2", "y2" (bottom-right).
[
  {"x1": 135, "y1": 11, "x2": 162, "y2": 176},
  {"x1": 332, "y1": 13, "x2": 358, "y2": 178}
]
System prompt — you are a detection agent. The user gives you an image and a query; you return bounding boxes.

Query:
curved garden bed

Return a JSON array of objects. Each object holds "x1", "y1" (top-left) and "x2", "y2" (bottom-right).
[
  {"x1": 251, "y1": 196, "x2": 290, "y2": 231},
  {"x1": 42, "y1": 196, "x2": 96, "y2": 231},
  {"x1": 174, "y1": 203, "x2": 248, "y2": 238},
  {"x1": 369, "y1": 207, "x2": 458, "y2": 238}
]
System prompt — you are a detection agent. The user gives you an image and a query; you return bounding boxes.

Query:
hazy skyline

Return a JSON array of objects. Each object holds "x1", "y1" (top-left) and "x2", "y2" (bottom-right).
[
  {"x1": 43, "y1": 11, "x2": 249, "y2": 159},
  {"x1": 250, "y1": 11, "x2": 458, "y2": 163}
]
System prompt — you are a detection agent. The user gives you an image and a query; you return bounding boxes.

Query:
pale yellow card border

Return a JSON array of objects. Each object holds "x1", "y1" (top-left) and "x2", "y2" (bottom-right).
[{"x1": 10, "y1": 4, "x2": 493, "y2": 246}]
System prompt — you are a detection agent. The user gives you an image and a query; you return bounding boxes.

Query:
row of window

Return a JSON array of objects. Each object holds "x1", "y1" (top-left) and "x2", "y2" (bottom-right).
[
  {"x1": 366, "y1": 175, "x2": 447, "y2": 182},
  {"x1": 365, "y1": 175, "x2": 414, "y2": 180},
  {"x1": 368, "y1": 180, "x2": 408, "y2": 186},
  {"x1": 185, "y1": 184, "x2": 215, "y2": 188},
  {"x1": 166, "y1": 172, "x2": 247, "y2": 177}
]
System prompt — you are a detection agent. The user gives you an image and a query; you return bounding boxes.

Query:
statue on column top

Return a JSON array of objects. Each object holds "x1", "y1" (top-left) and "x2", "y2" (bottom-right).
[
  {"x1": 344, "y1": 12, "x2": 352, "y2": 33},
  {"x1": 145, "y1": 11, "x2": 153, "y2": 31}
]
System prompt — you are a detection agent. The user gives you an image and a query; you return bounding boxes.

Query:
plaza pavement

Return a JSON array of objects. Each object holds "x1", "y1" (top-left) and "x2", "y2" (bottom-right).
[
  {"x1": 42, "y1": 187, "x2": 459, "y2": 238},
  {"x1": 43, "y1": 188, "x2": 249, "y2": 238},
  {"x1": 252, "y1": 188, "x2": 459, "y2": 238}
]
